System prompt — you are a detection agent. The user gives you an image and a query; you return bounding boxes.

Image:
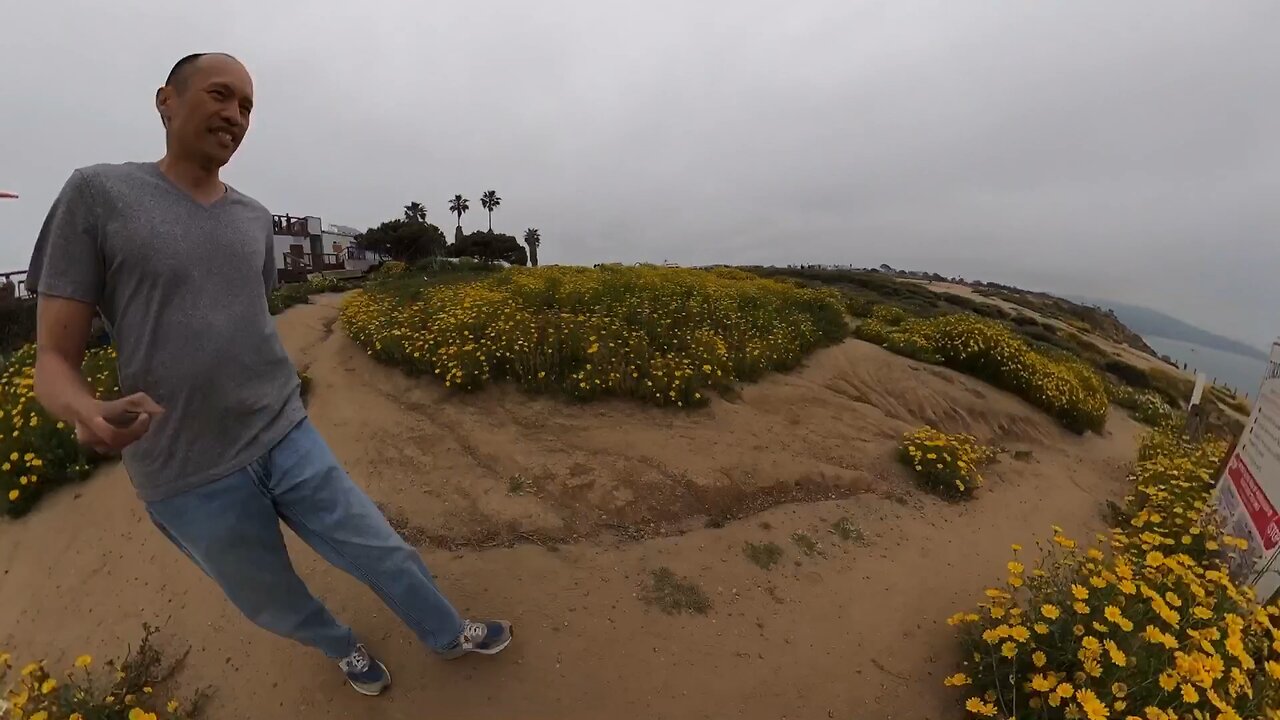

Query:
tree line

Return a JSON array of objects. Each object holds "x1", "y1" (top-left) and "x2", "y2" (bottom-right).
[{"x1": 360, "y1": 190, "x2": 542, "y2": 267}]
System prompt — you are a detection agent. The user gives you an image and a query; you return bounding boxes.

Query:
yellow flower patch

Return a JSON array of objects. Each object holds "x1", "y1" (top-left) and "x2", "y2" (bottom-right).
[
  {"x1": 898, "y1": 425, "x2": 999, "y2": 500},
  {"x1": 855, "y1": 310, "x2": 1109, "y2": 433},
  {"x1": 0, "y1": 629, "x2": 195, "y2": 720},
  {"x1": 943, "y1": 430, "x2": 1280, "y2": 718},
  {"x1": 1, "y1": 345, "x2": 118, "y2": 517},
  {"x1": 342, "y1": 265, "x2": 848, "y2": 407}
]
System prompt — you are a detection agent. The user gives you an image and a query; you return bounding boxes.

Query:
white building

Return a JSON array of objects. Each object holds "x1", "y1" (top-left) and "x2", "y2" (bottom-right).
[{"x1": 271, "y1": 214, "x2": 384, "y2": 283}]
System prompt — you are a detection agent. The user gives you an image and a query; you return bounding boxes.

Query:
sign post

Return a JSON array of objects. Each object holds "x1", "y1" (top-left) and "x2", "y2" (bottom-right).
[{"x1": 1211, "y1": 339, "x2": 1280, "y2": 601}]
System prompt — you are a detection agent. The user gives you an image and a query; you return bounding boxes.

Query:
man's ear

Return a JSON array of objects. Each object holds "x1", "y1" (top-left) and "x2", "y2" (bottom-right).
[{"x1": 155, "y1": 86, "x2": 171, "y2": 129}]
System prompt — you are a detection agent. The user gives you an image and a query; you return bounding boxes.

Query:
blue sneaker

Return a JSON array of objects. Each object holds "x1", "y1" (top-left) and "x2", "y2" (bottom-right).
[
  {"x1": 441, "y1": 620, "x2": 513, "y2": 659},
  {"x1": 339, "y1": 644, "x2": 391, "y2": 696}
]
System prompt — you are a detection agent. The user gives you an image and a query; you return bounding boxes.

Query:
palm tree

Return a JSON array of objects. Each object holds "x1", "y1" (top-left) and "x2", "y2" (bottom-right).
[
  {"x1": 480, "y1": 190, "x2": 501, "y2": 231},
  {"x1": 523, "y1": 228, "x2": 541, "y2": 267},
  {"x1": 448, "y1": 194, "x2": 470, "y2": 229},
  {"x1": 402, "y1": 201, "x2": 427, "y2": 224}
]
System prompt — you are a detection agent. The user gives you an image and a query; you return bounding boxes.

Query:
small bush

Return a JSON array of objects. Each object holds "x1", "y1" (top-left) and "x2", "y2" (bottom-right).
[
  {"x1": 971, "y1": 303, "x2": 1013, "y2": 321},
  {"x1": 1103, "y1": 359, "x2": 1152, "y2": 389},
  {"x1": 1020, "y1": 325, "x2": 1070, "y2": 351},
  {"x1": 506, "y1": 474, "x2": 532, "y2": 495},
  {"x1": 1066, "y1": 332, "x2": 1105, "y2": 359},
  {"x1": 1012, "y1": 314, "x2": 1040, "y2": 327},
  {"x1": 1, "y1": 345, "x2": 118, "y2": 517},
  {"x1": 884, "y1": 333, "x2": 942, "y2": 364},
  {"x1": 790, "y1": 530, "x2": 823, "y2": 557},
  {"x1": 1110, "y1": 385, "x2": 1182, "y2": 428},
  {"x1": 267, "y1": 285, "x2": 309, "y2": 315},
  {"x1": 641, "y1": 567, "x2": 711, "y2": 615},
  {"x1": 830, "y1": 517, "x2": 869, "y2": 545},
  {"x1": 869, "y1": 304, "x2": 909, "y2": 326},
  {"x1": 1147, "y1": 367, "x2": 1196, "y2": 409},
  {"x1": 744, "y1": 541, "x2": 784, "y2": 570},
  {"x1": 0, "y1": 624, "x2": 206, "y2": 719},
  {"x1": 846, "y1": 296, "x2": 876, "y2": 318},
  {"x1": 899, "y1": 426, "x2": 999, "y2": 500},
  {"x1": 372, "y1": 260, "x2": 409, "y2": 279},
  {"x1": 305, "y1": 275, "x2": 346, "y2": 294},
  {"x1": 853, "y1": 318, "x2": 893, "y2": 346}
]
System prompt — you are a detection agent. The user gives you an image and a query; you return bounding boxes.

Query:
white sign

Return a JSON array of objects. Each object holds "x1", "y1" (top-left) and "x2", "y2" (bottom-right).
[
  {"x1": 1189, "y1": 372, "x2": 1207, "y2": 409},
  {"x1": 1212, "y1": 340, "x2": 1280, "y2": 601}
]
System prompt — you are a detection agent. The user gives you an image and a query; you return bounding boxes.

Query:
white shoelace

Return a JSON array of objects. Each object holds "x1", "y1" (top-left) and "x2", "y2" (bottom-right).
[
  {"x1": 341, "y1": 645, "x2": 371, "y2": 673},
  {"x1": 461, "y1": 621, "x2": 487, "y2": 646}
]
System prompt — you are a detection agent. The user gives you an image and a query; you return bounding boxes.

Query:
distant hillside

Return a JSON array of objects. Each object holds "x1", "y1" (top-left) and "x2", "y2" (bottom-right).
[
  {"x1": 1068, "y1": 297, "x2": 1268, "y2": 362},
  {"x1": 971, "y1": 283, "x2": 1157, "y2": 357}
]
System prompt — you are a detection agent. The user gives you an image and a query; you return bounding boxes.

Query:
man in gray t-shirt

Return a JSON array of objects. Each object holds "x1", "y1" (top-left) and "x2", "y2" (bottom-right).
[{"x1": 31, "y1": 52, "x2": 512, "y2": 698}]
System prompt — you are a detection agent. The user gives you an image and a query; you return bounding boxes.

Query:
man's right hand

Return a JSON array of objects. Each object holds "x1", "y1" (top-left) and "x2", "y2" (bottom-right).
[{"x1": 74, "y1": 392, "x2": 165, "y2": 454}]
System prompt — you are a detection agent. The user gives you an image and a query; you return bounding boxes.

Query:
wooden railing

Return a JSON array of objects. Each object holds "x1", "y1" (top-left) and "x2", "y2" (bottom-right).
[
  {"x1": 280, "y1": 253, "x2": 346, "y2": 272},
  {"x1": 272, "y1": 214, "x2": 312, "y2": 237}
]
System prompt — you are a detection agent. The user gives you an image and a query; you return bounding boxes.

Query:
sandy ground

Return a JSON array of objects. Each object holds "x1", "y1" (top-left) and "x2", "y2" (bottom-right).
[{"x1": 0, "y1": 293, "x2": 1146, "y2": 719}]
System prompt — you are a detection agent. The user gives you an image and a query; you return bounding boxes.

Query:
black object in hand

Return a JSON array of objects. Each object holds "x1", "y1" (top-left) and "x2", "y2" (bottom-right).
[{"x1": 105, "y1": 410, "x2": 140, "y2": 428}]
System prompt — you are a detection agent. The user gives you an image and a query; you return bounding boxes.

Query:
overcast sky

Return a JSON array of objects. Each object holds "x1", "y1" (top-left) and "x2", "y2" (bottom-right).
[{"x1": 3, "y1": 1, "x2": 1277, "y2": 347}]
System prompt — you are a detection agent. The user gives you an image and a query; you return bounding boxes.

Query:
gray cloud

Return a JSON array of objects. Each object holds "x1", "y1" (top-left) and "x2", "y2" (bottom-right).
[{"x1": 3, "y1": 0, "x2": 1277, "y2": 346}]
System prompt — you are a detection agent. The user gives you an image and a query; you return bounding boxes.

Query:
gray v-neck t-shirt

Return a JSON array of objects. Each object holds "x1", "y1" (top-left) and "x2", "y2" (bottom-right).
[{"x1": 28, "y1": 161, "x2": 305, "y2": 501}]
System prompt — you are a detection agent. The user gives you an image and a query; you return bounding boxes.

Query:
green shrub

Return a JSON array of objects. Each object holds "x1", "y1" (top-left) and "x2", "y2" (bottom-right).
[
  {"x1": 743, "y1": 541, "x2": 784, "y2": 569},
  {"x1": 1110, "y1": 385, "x2": 1182, "y2": 428},
  {"x1": 305, "y1": 275, "x2": 346, "y2": 294},
  {"x1": 971, "y1": 303, "x2": 1013, "y2": 321},
  {"x1": 641, "y1": 567, "x2": 711, "y2": 615},
  {"x1": 1103, "y1": 358, "x2": 1152, "y2": 389},
  {"x1": 884, "y1": 333, "x2": 941, "y2": 363},
  {"x1": 268, "y1": 285, "x2": 309, "y2": 315},
  {"x1": 373, "y1": 260, "x2": 409, "y2": 278},
  {"x1": 869, "y1": 304, "x2": 909, "y2": 326},
  {"x1": 0, "y1": 302, "x2": 36, "y2": 355},
  {"x1": 1020, "y1": 325, "x2": 1071, "y2": 351},
  {"x1": 1147, "y1": 367, "x2": 1196, "y2": 409},
  {"x1": 853, "y1": 318, "x2": 893, "y2": 346},
  {"x1": 1, "y1": 345, "x2": 118, "y2": 517},
  {"x1": 846, "y1": 296, "x2": 876, "y2": 318}
]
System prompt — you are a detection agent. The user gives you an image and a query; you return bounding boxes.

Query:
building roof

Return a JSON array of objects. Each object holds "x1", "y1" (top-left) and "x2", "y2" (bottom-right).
[{"x1": 325, "y1": 224, "x2": 361, "y2": 236}]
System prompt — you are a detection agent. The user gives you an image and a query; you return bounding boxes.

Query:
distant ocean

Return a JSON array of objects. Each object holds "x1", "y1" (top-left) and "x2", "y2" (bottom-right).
[{"x1": 1143, "y1": 335, "x2": 1269, "y2": 399}]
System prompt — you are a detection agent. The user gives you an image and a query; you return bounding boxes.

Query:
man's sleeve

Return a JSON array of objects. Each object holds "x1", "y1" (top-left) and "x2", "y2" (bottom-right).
[
  {"x1": 27, "y1": 170, "x2": 104, "y2": 305},
  {"x1": 262, "y1": 223, "x2": 278, "y2": 296}
]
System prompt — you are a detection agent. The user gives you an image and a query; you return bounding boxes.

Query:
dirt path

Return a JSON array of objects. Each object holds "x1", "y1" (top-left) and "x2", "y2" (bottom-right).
[{"x1": 0, "y1": 294, "x2": 1145, "y2": 719}]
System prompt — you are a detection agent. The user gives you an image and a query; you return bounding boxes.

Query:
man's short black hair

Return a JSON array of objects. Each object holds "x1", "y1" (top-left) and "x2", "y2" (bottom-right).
[{"x1": 165, "y1": 52, "x2": 238, "y2": 89}]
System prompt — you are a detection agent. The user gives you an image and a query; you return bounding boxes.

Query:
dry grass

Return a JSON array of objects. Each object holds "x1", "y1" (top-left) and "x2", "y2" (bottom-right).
[{"x1": 641, "y1": 567, "x2": 711, "y2": 615}]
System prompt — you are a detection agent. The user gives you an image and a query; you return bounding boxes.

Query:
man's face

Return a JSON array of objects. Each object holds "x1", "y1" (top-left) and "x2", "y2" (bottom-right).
[{"x1": 156, "y1": 55, "x2": 254, "y2": 167}]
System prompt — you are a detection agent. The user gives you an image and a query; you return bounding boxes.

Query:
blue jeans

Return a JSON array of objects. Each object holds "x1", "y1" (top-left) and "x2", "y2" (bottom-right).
[{"x1": 146, "y1": 418, "x2": 464, "y2": 659}]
